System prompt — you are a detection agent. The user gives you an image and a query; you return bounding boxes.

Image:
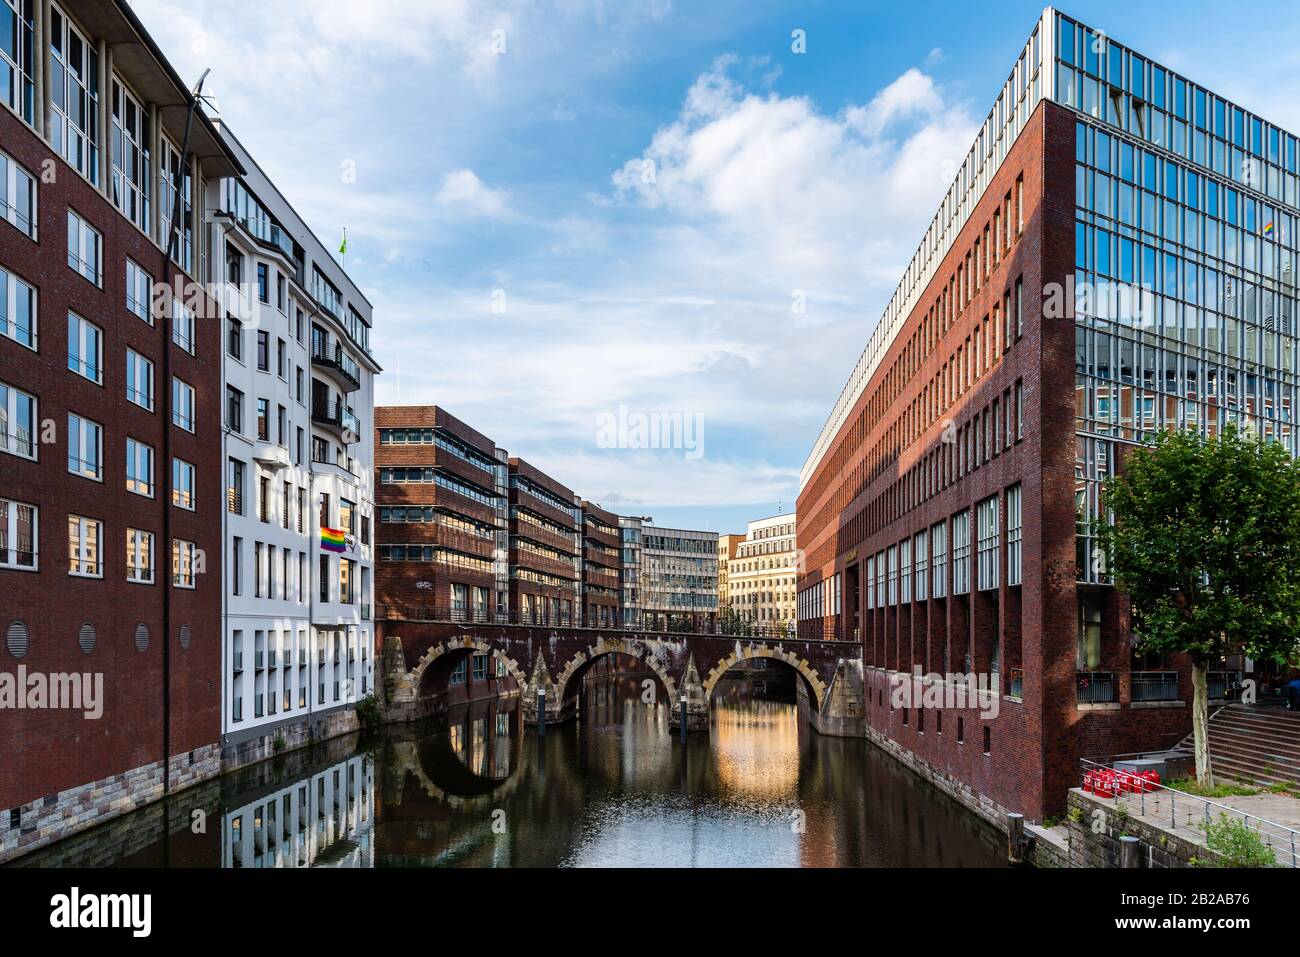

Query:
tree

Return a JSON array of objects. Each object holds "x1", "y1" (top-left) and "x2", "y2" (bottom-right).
[{"x1": 1099, "y1": 424, "x2": 1300, "y2": 788}]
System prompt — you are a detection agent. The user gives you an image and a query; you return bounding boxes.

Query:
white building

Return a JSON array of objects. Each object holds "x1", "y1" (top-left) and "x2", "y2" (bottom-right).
[
  {"x1": 211, "y1": 124, "x2": 380, "y2": 768},
  {"x1": 728, "y1": 515, "x2": 798, "y2": 633}
]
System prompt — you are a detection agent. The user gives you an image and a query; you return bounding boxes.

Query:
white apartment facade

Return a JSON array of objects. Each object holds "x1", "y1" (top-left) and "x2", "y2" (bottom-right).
[
  {"x1": 213, "y1": 124, "x2": 380, "y2": 767},
  {"x1": 729, "y1": 515, "x2": 798, "y2": 633}
]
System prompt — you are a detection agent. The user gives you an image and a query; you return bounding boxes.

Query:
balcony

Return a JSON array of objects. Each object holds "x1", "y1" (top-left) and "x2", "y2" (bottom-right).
[
  {"x1": 311, "y1": 340, "x2": 362, "y2": 393},
  {"x1": 312, "y1": 396, "x2": 361, "y2": 445},
  {"x1": 1131, "y1": 670, "x2": 1179, "y2": 703},
  {"x1": 1077, "y1": 671, "x2": 1116, "y2": 705}
]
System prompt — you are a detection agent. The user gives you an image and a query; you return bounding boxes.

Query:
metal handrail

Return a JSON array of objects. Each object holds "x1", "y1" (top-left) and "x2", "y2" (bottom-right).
[
  {"x1": 377, "y1": 605, "x2": 851, "y2": 641},
  {"x1": 1079, "y1": 758, "x2": 1298, "y2": 868}
]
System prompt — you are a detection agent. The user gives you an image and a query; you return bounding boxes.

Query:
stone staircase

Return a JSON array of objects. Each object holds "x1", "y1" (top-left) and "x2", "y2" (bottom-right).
[{"x1": 1177, "y1": 704, "x2": 1300, "y2": 788}]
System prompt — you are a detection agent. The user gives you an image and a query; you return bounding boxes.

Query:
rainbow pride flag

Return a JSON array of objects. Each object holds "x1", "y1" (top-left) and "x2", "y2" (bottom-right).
[{"x1": 321, "y1": 528, "x2": 347, "y2": 553}]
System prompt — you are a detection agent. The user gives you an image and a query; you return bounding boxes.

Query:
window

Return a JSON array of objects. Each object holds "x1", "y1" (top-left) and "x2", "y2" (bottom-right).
[
  {"x1": 227, "y1": 315, "x2": 242, "y2": 359},
  {"x1": 65, "y1": 312, "x2": 103, "y2": 385},
  {"x1": 126, "y1": 259, "x2": 153, "y2": 322},
  {"x1": 257, "y1": 264, "x2": 269, "y2": 303},
  {"x1": 67, "y1": 210, "x2": 102, "y2": 285},
  {"x1": 68, "y1": 515, "x2": 102, "y2": 577},
  {"x1": 1015, "y1": 380, "x2": 1024, "y2": 440},
  {"x1": 257, "y1": 330, "x2": 268, "y2": 371},
  {"x1": 67, "y1": 413, "x2": 102, "y2": 480},
  {"x1": 172, "y1": 298, "x2": 194, "y2": 354},
  {"x1": 49, "y1": 8, "x2": 100, "y2": 185},
  {"x1": 0, "y1": 381, "x2": 37, "y2": 460},
  {"x1": 277, "y1": 339, "x2": 286, "y2": 379},
  {"x1": 226, "y1": 386, "x2": 244, "y2": 433},
  {"x1": 931, "y1": 521, "x2": 947, "y2": 599},
  {"x1": 0, "y1": 265, "x2": 37, "y2": 349},
  {"x1": 227, "y1": 458, "x2": 244, "y2": 515},
  {"x1": 0, "y1": 149, "x2": 36, "y2": 238},
  {"x1": 0, "y1": 498, "x2": 37, "y2": 570},
  {"x1": 339, "y1": 558, "x2": 354, "y2": 604},
  {"x1": 319, "y1": 554, "x2": 330, "y2": 603},
  {"x1": 125, "y1": 437, "x2": 154, "y2": 497},
  {"x1": 976, "y1": 496, "x2": 999, "y2": 592},
  {"x1": 172, "y1": 378, "x2": 195, "y2": 432},
  {"x1": 914, "y1": 530, "x2": 928, "y2": 602},
  {"x1": 119, "y1": 351, "x2": 153, "y2": 415},
  {"x1": 110, "y1": 77, "x2": 151, "y2": 232},
  {"x1": 1007, "y1": 484, "x2": 1023, "y2": 587},
  {"x1": 173, "y1": 458, "x2": 196, "y2": 511},
  {"x1": 257, "y1": 398, "x2": 268, "y2": 441},
  {"x1": 126, "y1": 528, "x2": 154, "y2": 584},
  {"x1": 1014, "y1": 277, "x2": 1024, "y2": 339},
  {"x1": 159, "y1": 138, "x2": 192, "y2": 272},
  {"x1": 952, "y1": 510, "x2": 970, "y2": 595},
  {"x1": 173, "y1": 539, "x2": 198, "y2": 589}
]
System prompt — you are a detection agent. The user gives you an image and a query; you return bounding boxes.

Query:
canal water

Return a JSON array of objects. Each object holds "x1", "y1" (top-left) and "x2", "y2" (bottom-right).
[{"x1": 12, "y1": 673, "x2": 1006, "y2": 868}]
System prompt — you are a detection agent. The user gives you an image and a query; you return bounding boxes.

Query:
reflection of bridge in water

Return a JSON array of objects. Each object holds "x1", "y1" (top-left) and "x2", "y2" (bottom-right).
[
  {"x1": 374, "y1": 678, "x2": 1005, "y2": 867},
  {"x1": 379, "y1": 619, "x2": 866, "y2": 736}
]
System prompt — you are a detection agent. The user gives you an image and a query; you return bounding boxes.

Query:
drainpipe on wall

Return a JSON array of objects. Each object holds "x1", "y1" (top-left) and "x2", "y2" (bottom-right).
[{"x1": 160, "y1": 67, "x2": 210, "y2": 794}]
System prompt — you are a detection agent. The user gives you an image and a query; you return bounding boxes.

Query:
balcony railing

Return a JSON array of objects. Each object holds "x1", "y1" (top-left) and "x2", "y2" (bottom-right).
[
  {"x1": 1209, "y1": 670, "x2": 1243, "y2": 701},
  {"x1": 1132, "y1": 670, "x2": 1179, "y2": 702},
  {"x1": 1077, "y1": 670, "x2": 1116, "y2": 704},
  {"x1": 311, "y1": 341, "x2": 362, "y2": 392},
  {"x1": 376, "y1": 605, "x2": 849, "y2": 640}
]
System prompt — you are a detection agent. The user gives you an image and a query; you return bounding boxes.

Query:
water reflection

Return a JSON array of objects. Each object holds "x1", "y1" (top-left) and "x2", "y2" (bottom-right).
[{"x1": 12, "y1": 673, "x2": 1006, "y2": 868}]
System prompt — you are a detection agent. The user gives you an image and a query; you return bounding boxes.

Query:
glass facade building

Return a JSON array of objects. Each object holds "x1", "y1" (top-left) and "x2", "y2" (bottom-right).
[{"x1": 795, "y1": 7, "x2": 1300, "y2": 820}]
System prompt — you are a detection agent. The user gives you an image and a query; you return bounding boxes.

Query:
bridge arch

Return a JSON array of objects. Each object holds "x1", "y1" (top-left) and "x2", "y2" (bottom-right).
[
  {"x1": 703, "y1": 644, "x2": 827, "y2": 712},
  {"x1": 554, "y1": 637, "x2": 678, "y2": 705},
  {"x1": 410, "y1": 636, "x2": 529, "y2": 697}
]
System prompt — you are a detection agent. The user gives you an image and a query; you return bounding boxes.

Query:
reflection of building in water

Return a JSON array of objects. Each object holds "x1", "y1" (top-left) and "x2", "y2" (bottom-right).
[
  {"x1": 710, "y1": 697, "x2": 801, "y2": 803},
  {"x1": 224, "y1": 755, "x2": 374, "y2": 868}
]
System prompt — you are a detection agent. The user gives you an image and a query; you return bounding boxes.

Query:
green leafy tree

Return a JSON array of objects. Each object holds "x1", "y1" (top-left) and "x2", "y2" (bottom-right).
[{"x1": 1099, "y1": 424, "x2": 1300, "y2": 788}]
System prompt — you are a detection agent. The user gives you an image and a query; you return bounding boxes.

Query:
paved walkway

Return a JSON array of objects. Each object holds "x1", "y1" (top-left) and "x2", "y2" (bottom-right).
[{"x1": 1107, "y1": 786, "x2": 1300, "y2": 867}]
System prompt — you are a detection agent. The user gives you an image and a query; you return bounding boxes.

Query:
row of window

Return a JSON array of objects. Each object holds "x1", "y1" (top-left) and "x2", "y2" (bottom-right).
[
  {"x1": 799, "y1": 485, "x2": 1023, "y2": 619},
  {"x1": 0, "y1": 498, "x2": 197, "y2": 585}
]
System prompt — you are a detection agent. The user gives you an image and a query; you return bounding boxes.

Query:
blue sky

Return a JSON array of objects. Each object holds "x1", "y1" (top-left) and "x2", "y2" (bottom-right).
[{"x1": 132, "y1": 0, "x2": 1300, "y2": 534}]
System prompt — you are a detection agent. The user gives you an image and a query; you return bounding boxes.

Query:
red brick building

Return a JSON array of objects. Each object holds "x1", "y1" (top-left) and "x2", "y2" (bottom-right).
[
  {"x1": 580, "y1": 501, "x2": 622, "y2": 628},
  {"x1": 508, "y1": 457, "x2": 580, "y2": 626},
  {"x1": 0, "y1": 0, "x2": 238, "y2": 861},
  {"x1": 375, "y1": 406, "x2": 506, "y2": 621},
  {"x1": 794, "y1": 12, "x2": 1242, "y2": 821}
]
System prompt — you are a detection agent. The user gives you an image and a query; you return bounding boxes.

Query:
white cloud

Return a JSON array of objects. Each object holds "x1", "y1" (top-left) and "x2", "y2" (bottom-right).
[{"x1": 434, "y1": 169, "x2": 514, "y2": 219}]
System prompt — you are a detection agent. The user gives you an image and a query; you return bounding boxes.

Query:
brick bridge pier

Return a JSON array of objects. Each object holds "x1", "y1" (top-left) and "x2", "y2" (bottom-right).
[{"x1": 378, "y1": 619, "x2": 865, "y2": 736}]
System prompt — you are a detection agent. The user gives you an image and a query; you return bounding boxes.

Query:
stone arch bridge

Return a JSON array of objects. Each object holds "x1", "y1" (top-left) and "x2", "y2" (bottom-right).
[{"x1": 378, "y1": 620, "x2": 865, "y2": 736}]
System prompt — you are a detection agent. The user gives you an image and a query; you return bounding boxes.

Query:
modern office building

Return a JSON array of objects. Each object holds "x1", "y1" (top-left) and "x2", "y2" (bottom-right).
[
  {"x1": 579, "y1": 500, "x2": 622, "y2": 628},
  {"x1": 638, "y1": 525, "x2": 720, "y2": 632},
  {"x1": 374, "y1": 406, "x2": 508, "y2": 622},
  {"x1": 213, "y1": 126, "x2": 380, "y2": 769},
  {"x1": 716, "y1": 533, "x2": 742, "y2": 612},
  {"x1": 507, "y1": 458, "x2": 581, "y2": 626},
  {"x1": 0, "y1": 0, "x2": 241, "y2": 862},
  {"x1": 729, "y1": 515, "x2": 798, "y2": 633},
  {"x1": 618, "y1": 515, "x2": 647, "y2": 628},
  {"x1": 796, "y1": 7, "x2": 1295, "y2": 820}
]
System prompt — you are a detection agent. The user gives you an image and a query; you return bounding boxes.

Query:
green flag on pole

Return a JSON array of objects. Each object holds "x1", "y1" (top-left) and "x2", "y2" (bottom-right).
[{"x1": 339, "y1": 228, "x2": 348, "y2": 256}]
